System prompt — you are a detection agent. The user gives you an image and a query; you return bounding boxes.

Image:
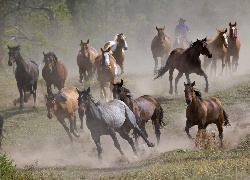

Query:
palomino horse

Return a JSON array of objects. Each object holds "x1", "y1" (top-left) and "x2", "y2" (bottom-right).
[
  {"x1": 94, "y1": 47, "x2": 117, "y2": 102},
  {"x1": 184, "y1": 81, "x2": 230, "y2": 147},
  {"x1": 112, "y1": 79, "x2": 165, "y2": 147},
  {"x1": 104, "y1": 33, "x2": 128, "y2": 75},
  {"x1": 203, "y1": 28, "x2": 228, "y2": 77},
  {"x1": 45, "y1": 86, "x2": 83, "y2": 141},
  {"x1": 77, "y1": 87, "x2": 154, "y2": 159},
  {"x1": 8, "y1": 45, "x2": 39, "y2": 110},
  {"x1": 155, "y1": 38, "x2": 212, "y2": 95},
  {"x1": 151, "y1": 26, "x2": 171, "y2": 73},
  {"x1": 226, "y1": 22, "x2": 241, "y2": 73},
  {"x1": 77, "y1": 39, "x2": 98, "y2": 82},
  {"x1": 42, "y1": 52, "x2": 68, "y2": 94}
]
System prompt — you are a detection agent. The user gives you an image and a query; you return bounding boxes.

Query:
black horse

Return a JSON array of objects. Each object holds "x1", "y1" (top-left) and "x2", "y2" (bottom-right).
[
  {"x1": 8, "y1": 45, "x2": 39, "y2": 110},
  {"x1": 77, "y1": 87, "x2": 154, "y2": 159}
]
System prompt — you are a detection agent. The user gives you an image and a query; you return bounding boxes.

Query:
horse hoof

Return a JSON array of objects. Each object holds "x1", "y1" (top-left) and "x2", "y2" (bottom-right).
[
  {"x1": 204, "y1": 88, "x2": 209, "y2": 93},
  {"x1": 80, "y1": 126, "x2": 83, "y2": 129},
  {"x1": 79, "y1": 79, "x2": 83, "y2": 83},
  {"x1": 169, "y1": 90, "x2": 173, "y2": 95},
  {"x1": 148, "y1": 142, "x2": 155, "y2": 147}
]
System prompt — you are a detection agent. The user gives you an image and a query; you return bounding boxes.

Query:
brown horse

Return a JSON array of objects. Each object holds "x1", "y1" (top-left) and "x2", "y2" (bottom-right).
[
  {"x1": 45, "y1": 86, "x2": 83, "y2": 141},
  {"x1": 104, "y1": 33, "x2": 128, "y2": 76},
  {"x1": 94, "y1": 47, "x2": 117, "y2": 102},
  {"x1": 226, "y1": 22, "x2": 241, "y2": 73},
  {"x1": 151, "y1": 26, "x2": 171, "y2": 73},
  {"x1": 8, "y1": 45, "x2": 39, "y2": 110},
  {"x1": 203, "y1": 28, "x2": 228, "y2": 77},
  {"x1": 77, "y1": 39, "x2": 98, "y2": 82},
  {"x1": 112, "y1": 79, "x2": 165, "y2": 146},
  {"x1": 155, "y1": 38, "x2": 212, "y2": 95},
  {"x1": 42, "y1": 52, "x2": 68, "y2": 94},
  {"x1": 184, "y1": 81, "x2": 230, "y2": 147}
]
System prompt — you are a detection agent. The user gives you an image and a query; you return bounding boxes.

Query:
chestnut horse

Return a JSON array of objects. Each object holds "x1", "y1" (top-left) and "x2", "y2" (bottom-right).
[
  {"x1": 77, "y1": 87, "x2": 154, "y2": 159},
  {"x1": 42, "y1": 52, "x2": 68, "y2": 94},
  {"x1": 77, "y1": 39, "x2": 98, "y2": 82},
  {"x1": 226, "y1": 22, "x2": 241, "y2": 73},
  {"x1": 45, "y1": 86, "x2": 83, "y2": 141},
  {"x1": 112, "y1": 79, "x2": 165, "y2": 146},
  {"x1": 155, "y1": 38, "x2": 212, "y2": 95},
  {"x1": 184, "y1": 81, "x2": 230, "y2": 147},
  {"x1": 203, "y1": 28, "x2": 228, "y2": 77},
  {"x1": 94, "y1": 47, "x2": 117, "y2": 102},
  {"x1": 104, "y1": 33, "x2": 128, "y2": 76},
  {"x1": 151, "y1": 26, "x2": 171, "y2": 73},
  {"x1": 8, "y1": 45, "x2": 39, "y2": 110}
]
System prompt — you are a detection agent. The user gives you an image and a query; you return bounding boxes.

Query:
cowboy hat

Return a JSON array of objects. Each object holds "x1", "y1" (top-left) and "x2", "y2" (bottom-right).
[{"x1": 179, "y1": 18, "x2": 186, "y2": 22}]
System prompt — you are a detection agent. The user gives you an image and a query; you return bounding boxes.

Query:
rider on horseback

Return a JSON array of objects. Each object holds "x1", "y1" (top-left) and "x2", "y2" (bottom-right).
[{"x1": 174, "y1": 18, "x2": 190, "y2": 48}]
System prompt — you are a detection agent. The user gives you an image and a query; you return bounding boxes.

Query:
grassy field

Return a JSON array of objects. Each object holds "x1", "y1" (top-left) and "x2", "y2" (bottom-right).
[{"x1": 0, "y1": 66, "x2": 250, "y2": 179}]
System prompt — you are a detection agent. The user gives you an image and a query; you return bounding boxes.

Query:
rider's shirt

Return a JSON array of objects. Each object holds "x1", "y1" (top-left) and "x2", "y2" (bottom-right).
[{"x1": 175, "y1": 24, "x2": 190, "y2": 38}]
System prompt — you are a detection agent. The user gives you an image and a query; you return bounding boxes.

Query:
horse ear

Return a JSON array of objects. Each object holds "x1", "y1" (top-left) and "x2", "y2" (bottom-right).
[
  {"x1": 184, "y1": 82, "x2": 186, "y2": 86},
  {"x1": 43, "y1": 52, "x2": 45, "y2": 56},
  {"x1": 156, "y1": 26, "x2": 158, "y2": 31},
  {"x1": 121, "y1": 79, "x2": 123, "y2": 86},
  {"x1": 225, "y1": 28, "x2": 227, "y2": 33},
  {"x1": 235, "y1": 22, "x2": 237, "y2": 26},
  {"x1": 76, "y1": 87, "x2": 80, "y2": 94},
  {"x1": 163, "y1": 26, "x2": 165, "y2": 30},
  {"x1": 7, "y1": 45, "x2": 10, "y2": 50},
  {"x1": 229, "y1": 22, "x2": 231, "y2": 26},
  {"x1": 87, "y1": 87, "x2": 90, "y2": 94},
  {"x1": 100, "y1": 48, "x2": 103, "y2": 52},
  {"x1": 191, "y1": 81, "x2": 195, "y2": 87},
  {"x1": 87, "y1": 39, "x2": 89, "y2": 44}
]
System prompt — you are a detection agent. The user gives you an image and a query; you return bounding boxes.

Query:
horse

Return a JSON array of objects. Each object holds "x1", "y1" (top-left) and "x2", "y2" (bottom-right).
[
  {"x1": 42, "y1": 52, "x2": 68, "y2": 94},
  {"x1": 184, "y1": 81, "x2": 230, "y2": 148},
  {"x1": 172, "y1": 33, "x2": 189, "y2": 49},
  {"x1": 94, "y1": 47, "x2": 117, "y2": 102},
  {"x1": 77, "y1": 39, "x2": 98, "y2": 82},
  {"x1": 154, "y1": 38, "x2": 212, "y2": 95},
  {"x1": 76, "y1": 87, "x2": 154, "y2": 159},
  {"x1": 202, "y1": 28, "x2": 228, "y2": 77},
  {"x1": 104, "y1": 33, "x2": 128, "y2": 76},
  {"x1": 151, "y1": 26, "x2": 171, "y2": 73},
  {"x1": 112, "y1": 79, "x2": 165, "y2": 147},
  {"x1": 45, "y1": 86, "x2": 83, "y2": 141},
  {"x1": 7, "y1": 45, "x2": 39, "y2": 110},
  {"x1": 226, "y1": 22, "x2": 241, "y2": 73}
]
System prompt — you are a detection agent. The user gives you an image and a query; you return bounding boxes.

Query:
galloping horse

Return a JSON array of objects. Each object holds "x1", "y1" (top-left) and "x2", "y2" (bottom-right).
[
  {"x1": 203, "y1": 28, "x2": 228, "y2": 77},
  {"x1": 151, "y1": 26, "x2": 171, "y2": 73},
  {"x1": 104, "y1": 33, "x2": 128, "y2": 75},
  {"x1": 42, "y1": 52, "x2": 68, "y2": 94},
  {"x1": 77, "y1": 87, "x2": 154, "y2": 159},
  {"x1": 94, "y1": 47, "x2": 117, "y2": 102},
  {"x1": 184, "y1": 81, "x2": 230, "y2": 147},
  {"x1": 226, "y1": 22, "x2": 241, "y2": 73},
  {"x1": 45, "y1": 86, "x2": 83, "y2": 141},
  {"x1": 112, "y1": 79, "x2": 165, "y2": 146},
  {"x1": 155, "y1": 38, "x2": 212, "y2": 95},
  {"x1": 77, "y1": 39, "x2": 98, "y2": 82},
  {"x1": 8, "y1": 45, "x2": 39, "y2": 110}
]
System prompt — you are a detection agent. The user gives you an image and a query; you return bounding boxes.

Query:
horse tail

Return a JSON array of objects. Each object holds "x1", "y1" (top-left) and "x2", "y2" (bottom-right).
[
  {"x1": 223, "y1": 109, "x2": 230, "y2": 126},
  {"x1": 159, "y1": 104, "x2": 165, "y2": 128},
  {"x1": 154, "y1": 52, "x2": 172, "y2": 80}
]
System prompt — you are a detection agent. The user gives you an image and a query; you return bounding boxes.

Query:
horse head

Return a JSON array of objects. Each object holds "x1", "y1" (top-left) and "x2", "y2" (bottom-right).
[
  {"x1": 112, "y1": 79, "x2": 124, "y2": 99},
  {"x1": 101, "y1": 47, "x2": 112, "y2": 67},
  {"x1": 43, "y1": 52, "x2": 57, "y2": 73},
  {"x1": 184, "y1": 81, "x2": 196, "y2": 105},
  {"x1": 45, "y1": 90, "x2": 56, "y2": 119},
  {"x1": 156, "y1": 26, "x2": 165, "y2": 43},
  {"x1": 217, "y1": 28, "x2": 228, "y2": 48},
  {"x1": 195, "y1": 38, "x2": 212, "y2": 58},
  {"x1": 80, "y1": 39, "x2": 90, "y2": 57},
  {"x1": 229, "y1": 22, "x2": 238, "y2": 39},
  {"x1": 116, "y1": 33, "x2": 128, "y2": 50},
  {"x1": 7, "y1": 45, "x2": 20, "y2": 66},
  {"x1": 77, "y1": 87, "x2": 91, "y2": 113}
]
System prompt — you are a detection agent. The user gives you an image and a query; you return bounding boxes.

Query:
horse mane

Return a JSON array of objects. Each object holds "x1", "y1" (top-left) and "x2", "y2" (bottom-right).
[{"x1": 194, "y1": 88, "x2": 202, "y2": 100}]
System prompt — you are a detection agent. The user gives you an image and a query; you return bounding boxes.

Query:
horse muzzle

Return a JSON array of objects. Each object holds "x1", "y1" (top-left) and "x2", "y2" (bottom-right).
[
  {"x1": 124, "y1": 46, "x2": 128, "y2": 50},
  {"x1": 47, "y1": 113, "x2": 52, "y2": 119},
  {"x1": 207, "y1": 54, "x2": 212, "y2": 58},
  {"x1": 8, "y1": 61, "x2": 12, "y2": 66},
  {"x1": 186, "y1": 99, "x2": 191, "y2": 105},
  {"x1": 224, "y1": 44, "x2": 228, "y2": 48}
]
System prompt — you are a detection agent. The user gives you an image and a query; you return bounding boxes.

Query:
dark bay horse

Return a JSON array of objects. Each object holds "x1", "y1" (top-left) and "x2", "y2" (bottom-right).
[
  {"x1": 77, "y1": 39, "x2": 98, "y2": 82},
  {"x1": 42, "y1": 52, "x2": 68, "y2": 94},
  {"x1": 203, "y1": 28, "x2": 228, "y2": 77},
  {"x1": 94, "y1": 47, "x2": 117, "y2": 102},
  {"x1": 184, "y1": 81, "x2": 230, "y2": 147},
  {"x1": 45, "y1": 86, "x2": 83, "y2": 141},
  {"x1": 104, "y1": 33, "x2": 128, "y2": 76},
  {"x1": 151, "y1": 26, "x2": 171, "y2": 73},
  {"x1": 112, "y1": 79, "x2": 165, "y2": 146},
  {"x1": 77, "y1": 87, "x2": 154, "y2": 159},
  {"x1": 226, "y1": 22, "x2": 241, "y2": 73},
  {"x1": 155, "y1": 38, "x2": 212, "y2": 95},
  {"x1": 8, "y1": 45, "x2": 39, "y2": 110}
]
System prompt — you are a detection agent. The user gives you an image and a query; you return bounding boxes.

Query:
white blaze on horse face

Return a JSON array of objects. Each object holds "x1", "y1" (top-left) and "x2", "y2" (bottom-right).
[
  {"x1": 104, "y1": 52, "x2": 110, "y2": 66},
  {"x1": 222, "y1": 33, "x2": 228, "y2": 46},
  {"x1": 114, "y1": 63, "x2": 118, "y2": 75},
  {"x1": 231, "y1": 27, "x2": 235, "y2": 38},
  {"x1": 123, "y1": 39, "x2": 128, "y2": 50}
]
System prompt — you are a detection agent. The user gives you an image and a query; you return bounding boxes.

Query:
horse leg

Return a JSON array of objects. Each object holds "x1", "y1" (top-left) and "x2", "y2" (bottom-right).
[
  {"x1": 134, "y1": 125, "x2": 154, "y2": 147},
  {"x1": 153, "y1": 120, "x2": 161, "y2": 146},
  {"x1": 109, "y1": 129, "x2": 124, "y2": 156},
  {"x1": 74, "y1": 114, "x2": 77, "y2": 130},
  {"x1": 17, "y1": 83, "x2": 24, "y2": 110},
  {"x1": 196, "y1": 69, "x2": 209, "y2": 93},
  {"x1": 169, "y1": 68, "x2": 174, "y2": 94},
  {"x1": 79, "y1": 68, "x2": 83, "y2": 83},
  {"x1": 233, "y1": 54, "x2": 239, "y2": 72},
  {"x1": 69, "y1": 115, "x2": 80, "y2": 138},
  {"x1": 185, "y1": 120, "x2": 194, "y2": 139},
  {"x1": 91, "y1": 134, "x2": 102, "y2": 159},
  {"x1": 216, "y1": 121, "x2": 224, "y2": 148},
  {"x1": 226, "y1": 54, "x2": 231, "y2": 75},
  {"x1": 219, "y1": 56, "x2": 226, "y2": 76},
  {"x1": 32, "y1": 83, "x2": 37, "y2": 108},
  {"x1": 78, "y1": 109, "x2": 84, "y2": 129},
  {"x1": 58, "y1": 118, "x2": 73, "y2": 142},
  {"x1": 133, "y1": 130, "x2": 140, "y2": 151},
  {"x1": 153, "y1": 56, "x2": 158, "y2": 74},
  {"x1": 211, "y1": 59, "x2": 217, "y2": 78},
  {"x1": 175, "y1": 72, "x2": 183, "y2": 95},
  {"x1": 118, "y1": 129, "x2": 137, "y2": 156}
]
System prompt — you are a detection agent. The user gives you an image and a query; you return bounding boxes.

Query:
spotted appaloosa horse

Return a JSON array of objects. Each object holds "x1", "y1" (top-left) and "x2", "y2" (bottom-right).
[
  {"x1": 151, "y1": 26, "x2": 171, "y2": 73},
  {"x1": 226, "y1": 22, "x2": 241, "y2": 73}
]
